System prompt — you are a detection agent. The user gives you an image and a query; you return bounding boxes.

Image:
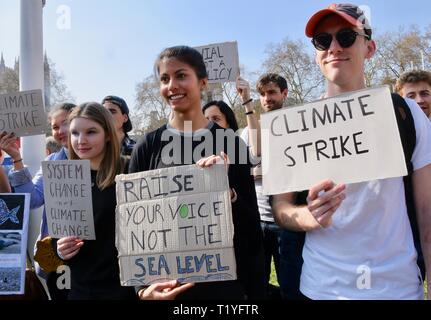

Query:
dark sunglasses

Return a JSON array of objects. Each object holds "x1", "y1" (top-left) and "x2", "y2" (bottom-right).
[{"x1": 312, "y1": 28, "x2": 370, "y2": 51}]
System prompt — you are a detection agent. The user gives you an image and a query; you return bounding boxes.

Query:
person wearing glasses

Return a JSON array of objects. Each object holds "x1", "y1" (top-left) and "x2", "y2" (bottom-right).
[
  {"x1": 102, "y1": 95, "x2": 136, "y2": 157},
  {"x1": 272, "y1": 3, "x2": 431, "y2": 300},
  {"x1": 396, "y1": 70, "x2": 431, "y2": 119}
]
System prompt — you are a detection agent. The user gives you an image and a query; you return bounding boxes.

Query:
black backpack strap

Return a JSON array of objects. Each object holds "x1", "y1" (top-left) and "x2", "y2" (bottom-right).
[
  {"x1": 391, "y1": 93, "x2": 416, "y2": 174},
  {"x1": 391, "y1": 93, "x2": 425, "y2": 278}
]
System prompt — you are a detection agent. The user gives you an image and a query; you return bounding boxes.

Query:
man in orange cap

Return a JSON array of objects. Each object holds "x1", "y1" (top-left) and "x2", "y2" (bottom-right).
[{"x1": 272, "y1": 3, "x2": 431, "y2": 299}]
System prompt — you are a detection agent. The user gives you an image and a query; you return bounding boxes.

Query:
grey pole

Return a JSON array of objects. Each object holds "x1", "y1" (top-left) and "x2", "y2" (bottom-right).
[{"x1": 20, "y1": 0, "x2": 46, "y2": 261}]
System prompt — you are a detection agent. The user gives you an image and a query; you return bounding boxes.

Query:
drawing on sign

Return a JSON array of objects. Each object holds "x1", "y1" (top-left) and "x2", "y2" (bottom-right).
[
  {"x1": 116, "y1": 164, "x2": 236, "y2": 286},
  {"x1": 0, "y1": 193, "x2": 30, "y2": 295},
  {"x1": 0, "y1": 199, "x2": 20, "y2": 226},
  {"x1": 261, "y1": 86, "x2": 407, "y2": 195}
]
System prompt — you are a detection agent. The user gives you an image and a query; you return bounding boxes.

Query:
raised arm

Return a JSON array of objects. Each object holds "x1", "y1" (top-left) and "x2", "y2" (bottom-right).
[
  {"x1": 0, "y1": 132, "x2": 46, "y2": 208},
  {"x1": 0, "y1": 166, "x2": 11, "y2": 193},
  {"x1": 236, "y1": 76, "x2": 261, "y2": 157},
  {"x1": 272, "y1": 180, "x2": 346, "y2": 231}
]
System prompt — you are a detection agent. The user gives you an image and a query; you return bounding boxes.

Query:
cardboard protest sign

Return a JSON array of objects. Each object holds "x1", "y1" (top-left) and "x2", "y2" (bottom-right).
[
  {"x1": 0, "y1": 194, "x2": 30, "y2": 295},
  {"x1": 195, "y1": 41, "x2": 239, "y2": 83},
  {"x1": 261, "y1": 86, "x2": 407, "y2": 195},
  {"x1": 115, "y1": 164, "x2": 236, "y2": 286},
  {"x1": 42, "y1": 160, "x2": 95, "y2": 240},
  {"x1": 0, "y1": 89, "x2": 47, "y2": 137}
]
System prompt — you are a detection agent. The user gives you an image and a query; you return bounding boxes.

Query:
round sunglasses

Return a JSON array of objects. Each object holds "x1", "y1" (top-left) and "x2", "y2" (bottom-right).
[{"x1": 312, "y1": 28, "x2": 370, "y2": 51}]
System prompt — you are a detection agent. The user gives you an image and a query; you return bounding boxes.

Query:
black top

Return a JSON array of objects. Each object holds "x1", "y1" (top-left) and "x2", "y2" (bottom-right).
[
  {"x1": 121, "y1": 134, "x2": 136, "y2": 157},
  {"x1": 66, "y1": 170, "x2": 136, "y2": 300},
  {"x1": 129, "y1": 123, "x2": 265, "y2": 300}
]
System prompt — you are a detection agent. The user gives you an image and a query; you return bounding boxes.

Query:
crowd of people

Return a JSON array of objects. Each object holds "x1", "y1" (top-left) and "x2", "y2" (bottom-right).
[{"x1": 0, "y1": 3, "x2": 430, "y2": 300}]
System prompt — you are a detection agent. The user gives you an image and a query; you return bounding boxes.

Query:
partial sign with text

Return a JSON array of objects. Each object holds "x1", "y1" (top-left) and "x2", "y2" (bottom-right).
[
  {"x1": 0, "y1": 89, "x2": 47, "y2": 137},
  {"x1": 195, "y1": 41, "x2": 239, "y2": 83}
]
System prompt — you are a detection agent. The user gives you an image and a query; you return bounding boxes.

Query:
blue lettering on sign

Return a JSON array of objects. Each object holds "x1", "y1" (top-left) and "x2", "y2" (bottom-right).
[
  {"x1": 134, "y1": 255, "x2": 171, "y2": 278},
  {"x1": 176, "y1": 253, "x2": 230, "y2": 274},
  {"x1": 134, "y1": 254, "x2": 229, "y2": 278}
]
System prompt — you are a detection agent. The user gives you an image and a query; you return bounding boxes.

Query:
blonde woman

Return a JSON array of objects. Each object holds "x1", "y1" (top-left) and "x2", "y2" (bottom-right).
[{"x1": 56, "y1": 102, "x2": 135, "y2": 300}]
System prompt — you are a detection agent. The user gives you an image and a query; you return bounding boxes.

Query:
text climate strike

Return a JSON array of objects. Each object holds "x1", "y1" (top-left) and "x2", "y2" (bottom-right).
[
  {"x1": 270, "y1": 94, "x2": 373, "y2": 165},
  {"x1": 261, "y1": 86, "x2": 407, "y2": 195},
  {"x1": 0, "y1": 90, "x2": 47, "y2": 136}
]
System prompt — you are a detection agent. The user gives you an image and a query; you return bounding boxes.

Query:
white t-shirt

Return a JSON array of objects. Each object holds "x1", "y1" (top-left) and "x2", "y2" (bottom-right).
[
  {"x1": 300, "y1": 98, "x2": 431, "y2": 300},
  {"x1": 240, "y1": 126, "x2": 274, "y2": 222}
]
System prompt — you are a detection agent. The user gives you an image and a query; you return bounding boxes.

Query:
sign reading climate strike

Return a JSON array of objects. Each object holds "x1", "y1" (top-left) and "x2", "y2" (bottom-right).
[
  {"x1": 115, "y1": 164, "x2": 236, "y2": 286},
  {"x1": 42, "y1": 160, "x2": 95, "y2": 240},
  {"x1": 261, "y1": 86, "x2": 407, "y2": 195},
  {"x1": 0, "y1": 89, "x2": 47, "y2": 137}
]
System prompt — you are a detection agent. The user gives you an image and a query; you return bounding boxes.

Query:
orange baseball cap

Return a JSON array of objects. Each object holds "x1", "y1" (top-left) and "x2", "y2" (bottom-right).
[{"x1": 305, "y1": 3, "x2": 372, "y2": 38}]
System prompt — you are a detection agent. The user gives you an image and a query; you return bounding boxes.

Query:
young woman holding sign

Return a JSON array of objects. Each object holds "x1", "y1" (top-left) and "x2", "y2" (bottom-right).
[
  {"x1": 56, "y1": 103, "x2": 136, "y2": 300},
  {"x1": 129, "y1": 46, "x2": 265, "y2": 300},
  {"x1": 0, "y1": 102, "x2": 76, "y2": 300}
]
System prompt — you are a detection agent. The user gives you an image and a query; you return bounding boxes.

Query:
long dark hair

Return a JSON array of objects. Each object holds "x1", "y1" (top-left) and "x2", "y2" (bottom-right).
[
  {"x1": 154, "y1": 45, "x2": 208, "y2": 80},
  {"x1": 202, "y1": 100, "x2": 239, "y2": 132}
]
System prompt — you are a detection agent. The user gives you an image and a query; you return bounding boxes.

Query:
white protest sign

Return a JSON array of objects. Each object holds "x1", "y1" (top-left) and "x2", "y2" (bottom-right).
[
  {"x1": 0, "y1": 193, "x2": 30, "y2": 295},
  {"x1": 42, "y1": 160, "x2": 95, "y2": 240},
  {"x1": 195, "y1": 41, "x2": 239, "y2": 83},
  {"x1": 115, "y1": 164, "x2": 236, "y2": 286},
  {"x1": 0, "y1": 89, "x2": 47, "y2": 137},
  {"x1": 261, "y1": 86, "x2": 407, "y2": 195}
]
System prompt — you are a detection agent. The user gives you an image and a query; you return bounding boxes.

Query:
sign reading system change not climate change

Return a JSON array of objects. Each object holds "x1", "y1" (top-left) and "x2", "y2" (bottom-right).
[{"x1": 42, "y1": 160, "x2": 95, "y2": 240}]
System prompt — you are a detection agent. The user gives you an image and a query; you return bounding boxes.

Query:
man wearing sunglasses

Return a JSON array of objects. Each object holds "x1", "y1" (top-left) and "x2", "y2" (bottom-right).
[{"x1": 272, "y1": 3, "x2": 431, "y2": 300}]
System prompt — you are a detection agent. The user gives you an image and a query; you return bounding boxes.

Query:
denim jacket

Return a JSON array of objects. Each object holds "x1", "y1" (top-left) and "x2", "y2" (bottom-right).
[{"x1": 8, "y1": 147, "x2": 68, "y2": 277}]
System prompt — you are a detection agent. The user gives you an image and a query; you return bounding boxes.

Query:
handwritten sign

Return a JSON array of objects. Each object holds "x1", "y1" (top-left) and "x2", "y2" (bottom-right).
[
  {"x1": 261, "y1": 86, "x2": 407, "y2": 194},
  {"x1": 0, "y1": 193, "x2": 30, "y2": 295},
  {"x1": 195, "y1": 42, "x2": 239, "y2": 83},
  {"x1": 42, "y1": 160, "x2": 95, "y2": 240},
  {"x1": 115, "y1": 164, "x2": 236, "y2": 286},
  {"x1": 0, "y1": 90, "x2": 47, "y2": 137}
]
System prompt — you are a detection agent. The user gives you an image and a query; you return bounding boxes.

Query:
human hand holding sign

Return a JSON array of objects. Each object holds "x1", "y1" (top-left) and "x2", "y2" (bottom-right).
[
  {"x1": 57, "y1": 236, "x2": 84, "y2": 260},
  {"x1": 138, "y1": 280, "x2": 194, "y2": 300},
  {"x1": 0, "y1": 131, "x2": 21, "y2": 161},
  {"x1": 236, "y1": 76, "x2": 251, "y2": 102},
  {"x1": 196, "y1": 152, "x2": 237, "y2": 201},
  {"x1": 196, "y1": 151, "x2": 229, "y2": 170},
  {"x1": 306, "y1": 179, "x2": 346, "y2": 229}
]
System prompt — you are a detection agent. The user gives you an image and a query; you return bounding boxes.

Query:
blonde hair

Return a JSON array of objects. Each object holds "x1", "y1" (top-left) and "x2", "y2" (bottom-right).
[{"x1": 68, "y1": 102, "x2": 123, "y2": 190}]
